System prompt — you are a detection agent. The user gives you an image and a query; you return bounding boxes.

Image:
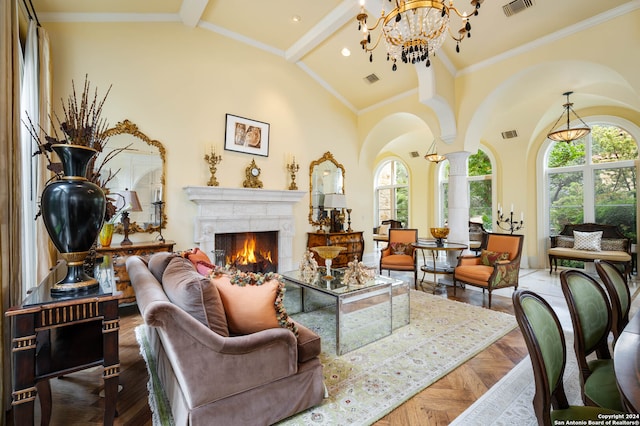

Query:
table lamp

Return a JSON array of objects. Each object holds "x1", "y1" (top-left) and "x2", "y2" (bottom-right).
[
  {"x1": 324, "y1": 193, "x2": 347, "y2": 233},
  {"x1": 119, "y1": 189, "x2": 143, "y2": 246}
]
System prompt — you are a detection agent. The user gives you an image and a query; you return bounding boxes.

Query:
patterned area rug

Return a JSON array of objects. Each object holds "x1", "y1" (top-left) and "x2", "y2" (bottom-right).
[{"x1": 136, "y1": 290, "x2": 516, "y2": 426}]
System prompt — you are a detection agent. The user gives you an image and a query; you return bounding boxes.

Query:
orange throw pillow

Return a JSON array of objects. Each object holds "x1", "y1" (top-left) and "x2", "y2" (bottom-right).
[
  {"x1": 213, "y1": 272, "x2": 298, "y2": 337},
  {"x1": 183, "y1": 248, "x2": 212, "y2": 268}
]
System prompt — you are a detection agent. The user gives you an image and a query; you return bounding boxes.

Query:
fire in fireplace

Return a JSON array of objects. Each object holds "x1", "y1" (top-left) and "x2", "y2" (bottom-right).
[{"x1": 215, "y1": 231, "x2": 278, "y2": 273}]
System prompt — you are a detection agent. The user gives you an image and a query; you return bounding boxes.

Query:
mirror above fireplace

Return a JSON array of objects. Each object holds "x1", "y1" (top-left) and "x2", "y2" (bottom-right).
[{"x1": 309, "y1": 151, "x2": 345, "y2": 227}]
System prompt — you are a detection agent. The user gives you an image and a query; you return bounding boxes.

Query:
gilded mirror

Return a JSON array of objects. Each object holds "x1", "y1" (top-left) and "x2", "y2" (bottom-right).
[
  {"x1": 98, "y1": 120, "x2": 167, "y2": 234},
  {"x1": 309, "y1": 151, "x2": 345, "y2": 226}
]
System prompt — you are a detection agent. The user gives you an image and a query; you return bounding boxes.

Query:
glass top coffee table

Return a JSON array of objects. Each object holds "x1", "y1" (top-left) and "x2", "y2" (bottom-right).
[{"x1": 281, "y1": 268, "x2": 408, "y2": 355}]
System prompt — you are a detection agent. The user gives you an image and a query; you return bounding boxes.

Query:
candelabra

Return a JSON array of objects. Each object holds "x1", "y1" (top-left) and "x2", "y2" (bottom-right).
[
  {"x1": 496, "y1": 208, "x2": 524, "y2": 234},
  {"x1": 152, "y1": 201, "x2": 165, "y2": 242},
  {"x1": 346, "y1": 208, "x2": 353, "y2": 232},
  {"x1": 204, "y1": 147, "x2": 222, "y2": 186},
  {"x1": 287, "y1": 157, "x2": 300, "y2": 190}
]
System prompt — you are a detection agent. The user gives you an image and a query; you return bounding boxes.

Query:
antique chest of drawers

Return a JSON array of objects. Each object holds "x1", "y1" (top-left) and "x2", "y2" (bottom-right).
[{"x1": 306, "y1": 231, "x2": 364, "y2": 268}]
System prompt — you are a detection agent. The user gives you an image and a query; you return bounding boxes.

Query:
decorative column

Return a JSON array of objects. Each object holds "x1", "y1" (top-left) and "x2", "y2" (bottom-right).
[{"x1": 446, "y1": 151, "x2": 471, "y2": 256}]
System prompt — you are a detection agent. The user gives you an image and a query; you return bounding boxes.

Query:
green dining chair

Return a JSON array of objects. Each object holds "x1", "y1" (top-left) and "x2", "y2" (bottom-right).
[
  {"x1": 560, "y1": 270, "x2": 624, "y2": 411},
  {"x1": 513, "y1": 290, "x2": 622, "y2": 425},
  {"x1": 595, "y1": 259, "x2": 631, "y2": 344}
]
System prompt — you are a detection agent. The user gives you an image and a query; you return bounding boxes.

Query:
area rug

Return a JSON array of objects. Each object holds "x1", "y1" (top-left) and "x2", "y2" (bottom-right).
[{"x1": 136, "y1": 290, "x2": 517, "y2": 426}]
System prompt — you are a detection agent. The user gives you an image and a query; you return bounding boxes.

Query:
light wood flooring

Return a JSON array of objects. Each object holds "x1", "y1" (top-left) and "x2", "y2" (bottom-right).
[{"x1": 10, "y1": 278, "x2": 532, "y2": 425}]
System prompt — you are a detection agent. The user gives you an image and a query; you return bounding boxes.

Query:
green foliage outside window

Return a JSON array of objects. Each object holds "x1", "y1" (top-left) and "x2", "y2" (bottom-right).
[{"x1": 548, "y1": 124, "x2": 637, "y2": 242}]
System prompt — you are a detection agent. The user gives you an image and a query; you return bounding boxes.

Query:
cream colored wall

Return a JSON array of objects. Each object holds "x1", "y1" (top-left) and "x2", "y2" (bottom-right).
[{"x1": 44, "y1": 22, "x2": 370, "y2": 262}]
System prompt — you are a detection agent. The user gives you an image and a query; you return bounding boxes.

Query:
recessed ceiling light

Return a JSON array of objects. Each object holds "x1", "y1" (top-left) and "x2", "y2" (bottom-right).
[
  {"x1": 291, "y1": 15, "x2": 301, "y2": 23},
  {"x1": 341, "y1": 47, "x2": 351, "y2": 57}
]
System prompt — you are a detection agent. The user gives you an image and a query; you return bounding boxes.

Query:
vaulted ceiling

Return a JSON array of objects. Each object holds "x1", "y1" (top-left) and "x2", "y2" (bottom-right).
[{"x1": 32, "y1": 0, "x2": 639, "y2": 115}]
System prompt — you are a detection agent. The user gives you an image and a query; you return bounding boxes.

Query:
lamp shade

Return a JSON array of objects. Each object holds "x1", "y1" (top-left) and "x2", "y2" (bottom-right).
[
  {"x1": 118, "y1": 189, "x2": 143, "y2": 212},
  {"x1": 324, "y1": 193, "x2": 347, "y2": 209}
]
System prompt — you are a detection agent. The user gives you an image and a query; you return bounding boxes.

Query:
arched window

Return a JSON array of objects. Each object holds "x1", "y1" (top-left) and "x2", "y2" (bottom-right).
[
  {"x1": 545, "y1": 123, "x2": 638, "y2": 240},
  {"x1": 374, "y1": 160, "x2": 409, "y2": 227},
  {"x1": 438, "y1": 149, "x2": 494, "y2": 230}
]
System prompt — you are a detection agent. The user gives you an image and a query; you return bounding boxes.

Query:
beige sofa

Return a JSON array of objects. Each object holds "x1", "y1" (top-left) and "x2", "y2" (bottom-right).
[
  {"x1": 548, "y1": 223, "x2": 632, "y2": 277},
  {"x1": 127, "y1": 253, "x2": 325, "y2": 426}
]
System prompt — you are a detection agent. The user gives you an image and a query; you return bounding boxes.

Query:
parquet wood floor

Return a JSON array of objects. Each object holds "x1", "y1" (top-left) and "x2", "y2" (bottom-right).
[{"x1": 8, "y1": 284, "x2": 527, "y2": 426}]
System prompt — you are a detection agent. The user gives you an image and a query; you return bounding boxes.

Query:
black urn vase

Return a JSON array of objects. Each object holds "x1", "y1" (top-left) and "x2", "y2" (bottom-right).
[{"x1": 41, "y1": 144, "x2": 106, "y2": 294}]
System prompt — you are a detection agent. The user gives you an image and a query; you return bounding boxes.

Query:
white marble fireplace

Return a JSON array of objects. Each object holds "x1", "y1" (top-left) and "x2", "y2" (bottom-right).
[{"x1": 183, "y1": 187, "x2": 306, "y2": 272}]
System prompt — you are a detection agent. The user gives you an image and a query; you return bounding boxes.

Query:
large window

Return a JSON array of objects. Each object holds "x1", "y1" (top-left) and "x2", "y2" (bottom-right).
[
  {"x1": 439, "y1": 149, "x2": 494, "y2": 230},
  {"x1": 546, "y1": 124, "x2": 637, "y2": 241},
  {"x1": 375, "y1": 160, "x2": 409, "y2": 227}
]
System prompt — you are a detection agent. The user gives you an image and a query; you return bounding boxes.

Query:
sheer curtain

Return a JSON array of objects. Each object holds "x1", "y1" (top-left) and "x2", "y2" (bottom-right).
[{"x1": 20, "y1": 18, "x2": 53, "y2": 295}]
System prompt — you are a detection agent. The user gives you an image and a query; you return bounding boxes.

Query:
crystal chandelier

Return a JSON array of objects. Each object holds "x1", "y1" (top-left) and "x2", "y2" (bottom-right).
[
  {"x1": 546, "y1": 91, "x2": 591, "y2": 143},
  {"x1": 356, "y1": 0, "x2": 483, "y2": 71}
]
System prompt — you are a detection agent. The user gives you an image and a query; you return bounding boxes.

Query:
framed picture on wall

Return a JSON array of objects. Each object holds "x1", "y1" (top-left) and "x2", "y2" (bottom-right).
[{"x1": 224, "y1": 114, "x2": 270, "y2": 157}]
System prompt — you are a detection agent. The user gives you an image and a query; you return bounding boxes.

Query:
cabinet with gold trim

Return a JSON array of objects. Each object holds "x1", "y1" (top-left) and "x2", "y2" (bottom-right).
[
  {"x1": 97, "y1": 240, "x2": 175, "y2": 304},
  {"x1": 306, "y1": 232, "x2": 364, "y2": 268}
]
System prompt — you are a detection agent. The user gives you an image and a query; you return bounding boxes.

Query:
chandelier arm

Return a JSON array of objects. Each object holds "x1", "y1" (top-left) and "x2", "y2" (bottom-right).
[
  {"x1": 568, "y1": 105, "x2": 591, "y2": 129},
  {"x1": 361, "y1": 31, "x2": 387, "y2": 53}
]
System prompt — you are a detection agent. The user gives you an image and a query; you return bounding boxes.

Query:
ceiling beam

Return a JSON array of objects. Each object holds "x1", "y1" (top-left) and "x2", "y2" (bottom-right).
[
  {"x1": 285, "y1": 0, "x2": 362, "y2": 63},
  {"x1": 179, "y1": 0, "x2": 209, "y2": 28}
]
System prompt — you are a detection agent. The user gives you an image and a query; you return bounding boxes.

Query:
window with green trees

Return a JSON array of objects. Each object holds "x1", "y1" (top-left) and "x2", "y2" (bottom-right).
[
  {"x1": 375, "y1": 160, "x2": 409, "y2": 227},
  {"x1": 546, "y1": 124, "x2": 637, "y2": 242}
]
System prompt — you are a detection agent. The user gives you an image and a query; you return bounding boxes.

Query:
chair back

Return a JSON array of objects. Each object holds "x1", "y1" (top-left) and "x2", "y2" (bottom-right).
[
  {"x1": 595, "y1": 259, "x2": 631, "y2": 342},
  {"x1": 513, "y1": 289, "x2": 569, "y2": 425},
  {"x1": 485, "y1": 233, "x2": 524, "y2": 261},
  {"x1": 388, "y1": 228, "x2": 418, "y2": 245},
  {"x1": 560, "y1": 270, "x2": 612, "y2": 361},
  {"x1": 382, "y1": 219, "x2": 403, "y2": 229}
]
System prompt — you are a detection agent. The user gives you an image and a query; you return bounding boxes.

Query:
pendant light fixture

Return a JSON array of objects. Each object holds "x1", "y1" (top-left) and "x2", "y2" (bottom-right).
[{"x1": 547, "y1": 91, "x2": 591, "y2": 143}]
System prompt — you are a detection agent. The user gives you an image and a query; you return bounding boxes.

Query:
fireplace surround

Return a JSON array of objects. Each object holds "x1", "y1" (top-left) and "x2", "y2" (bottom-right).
[{"x1": 184, "y1": 187, "x2": 306, "y2": 272}]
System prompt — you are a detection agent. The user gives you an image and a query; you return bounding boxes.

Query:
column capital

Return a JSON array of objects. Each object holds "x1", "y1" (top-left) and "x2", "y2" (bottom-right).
[{"x1": 445, "y1": 151, "x2": 471, "y2": 176}]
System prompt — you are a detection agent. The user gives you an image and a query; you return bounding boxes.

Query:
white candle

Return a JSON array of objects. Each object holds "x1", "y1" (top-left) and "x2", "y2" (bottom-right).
[
  {"x1": 510, "y1": 204, "x2": 514, "y2": 213},
  {"x1": 521, "y1": 212, "x2": 524, "y2": 221},
  {"x1": 498, "y1": 203, "x2": 501, "y2": 214},
  {"x1": 158, "y1": 186, "x2": 163, "y2": 202}
]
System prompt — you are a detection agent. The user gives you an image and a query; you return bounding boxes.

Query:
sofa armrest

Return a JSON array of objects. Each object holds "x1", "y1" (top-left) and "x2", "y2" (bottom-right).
[{"x1": 144, "y1": 300, "x2": 298, "y2": 408}]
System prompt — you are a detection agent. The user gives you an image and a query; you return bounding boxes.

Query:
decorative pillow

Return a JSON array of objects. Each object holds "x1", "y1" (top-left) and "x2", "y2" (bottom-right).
[
  {"x1": 214, "y1": 272, "x2": 298, "y2": 337},
  {"x1": 182, "y1": 248, "x2": 212, "y2": 268},
  {"x1": 480, "y1": 249, "x2": 510, "y2": 266},
  {"x1": 573, "y1": 231, "x2": 602, "y2": 251},
  {"x1": 555, "y1": 235, "x2": 574, "y2": 248},
  {"x1": 148, "y1": 252, "x2": 177, "y2": 283},
  {"x1": 600, "y1": 238, "x2": 627, "y2": 252},
  {"x1": 162, "y1": 256, "x2": 229, "y2": 337},
  {"x1": 389, "y1": 242, "x2": 412, "y2": 256},
  {"x1": 378, "y1": 224, "x2": 390, "y2": 235}
]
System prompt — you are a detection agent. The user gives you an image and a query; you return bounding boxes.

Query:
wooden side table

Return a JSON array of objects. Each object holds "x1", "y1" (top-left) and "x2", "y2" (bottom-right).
[
  {"x1": 307, "y1": 231, "x2": 364, "y2": 268},
  {"x1": 6, "y1": 258, "x2": 120, "y2": 425},
  {"x1": 97, "y1": 240, "x2": 175, "y2": 304}
]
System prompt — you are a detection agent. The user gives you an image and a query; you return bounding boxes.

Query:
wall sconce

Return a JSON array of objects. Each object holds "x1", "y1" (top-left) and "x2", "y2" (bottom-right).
[{"x1": 425, "y1": 138, "x2": 446, "y2": 163}]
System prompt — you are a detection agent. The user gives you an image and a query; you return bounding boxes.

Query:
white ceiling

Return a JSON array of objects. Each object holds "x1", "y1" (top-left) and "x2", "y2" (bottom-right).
[{"x1": 32, "y1": 0, "x2": 640, "y2": 119}]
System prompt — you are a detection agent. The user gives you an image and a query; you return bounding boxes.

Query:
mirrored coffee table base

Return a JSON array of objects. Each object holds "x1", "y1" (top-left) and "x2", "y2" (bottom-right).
[{"x1": 282, "y1": 268, "x2": 409, "y2": 355}]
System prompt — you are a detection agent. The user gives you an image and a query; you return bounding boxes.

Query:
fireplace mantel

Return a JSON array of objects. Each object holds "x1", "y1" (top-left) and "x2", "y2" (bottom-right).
[{"x1": 184, "y1": 186, "x2": 306, "y2": 272}]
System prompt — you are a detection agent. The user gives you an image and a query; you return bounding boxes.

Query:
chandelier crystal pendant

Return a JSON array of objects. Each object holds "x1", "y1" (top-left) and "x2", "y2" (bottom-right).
[
  {"x1": 546, "y1": 91, "x2": 591, "y2": 143},
  {"x1": 357, "y1": 0, "x2": 483, "y2": 71}
]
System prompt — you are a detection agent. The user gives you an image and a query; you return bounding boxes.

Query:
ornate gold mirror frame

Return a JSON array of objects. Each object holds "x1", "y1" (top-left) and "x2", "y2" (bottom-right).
[
  {"x1": 101, "y1": 120, "x2": 167, "y2": 234},
  {"x1": 308, "y1": 151, "x2": 345, "y2": 227}
]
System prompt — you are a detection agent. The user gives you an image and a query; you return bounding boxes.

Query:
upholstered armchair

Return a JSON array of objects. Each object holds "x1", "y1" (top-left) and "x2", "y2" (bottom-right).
[
  {"x1": 379, "y1": 228, "x2": 418, "y2": 288},
  {"x1": 453, "y1": 233, "x2": 524, "y2": 308}
]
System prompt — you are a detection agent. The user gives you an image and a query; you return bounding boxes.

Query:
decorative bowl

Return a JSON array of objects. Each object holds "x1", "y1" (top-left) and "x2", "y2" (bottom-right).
[
  {"x1": 430, "y1": 227, "x2": 450, "y2": 239},
  {"x1": 311, "y1": 246, "x2": 345, "y2": 260}
]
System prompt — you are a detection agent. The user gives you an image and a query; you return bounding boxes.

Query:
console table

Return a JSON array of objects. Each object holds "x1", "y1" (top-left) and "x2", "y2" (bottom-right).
[
  {"x1": 5, "y1": 258, "x2": 120, "y2": 425},
  {"x1": 97, "y1": 240, "x2": 175, "y2": 304},
  {"x1": 306, "y1": 231, "x2": 364, "y2": 268}
]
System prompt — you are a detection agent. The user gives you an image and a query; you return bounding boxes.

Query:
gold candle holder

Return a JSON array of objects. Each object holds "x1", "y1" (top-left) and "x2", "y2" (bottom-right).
[
  {"x1": 205, "y1": 147, "x2": 222, "y2": 186},
  {"x1": 287, "y1": 157, "x2": 300, "y2": 190}
]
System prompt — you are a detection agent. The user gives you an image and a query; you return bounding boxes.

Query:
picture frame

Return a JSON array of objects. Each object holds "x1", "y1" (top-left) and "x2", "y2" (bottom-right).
[{"x1": 224, "y1": 114, "x2": 270, "y2": 157}]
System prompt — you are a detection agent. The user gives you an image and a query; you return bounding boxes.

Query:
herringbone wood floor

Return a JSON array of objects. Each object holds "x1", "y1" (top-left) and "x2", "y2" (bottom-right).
[{"x1": 9, "y1": 284, "x2": 528, "y2": 426}]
